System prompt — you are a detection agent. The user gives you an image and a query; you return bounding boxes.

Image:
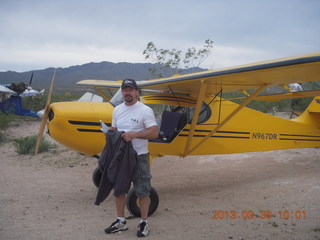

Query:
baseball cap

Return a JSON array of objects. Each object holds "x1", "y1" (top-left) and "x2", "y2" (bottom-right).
[{"x1": 121, "y1": 79, "x2": 138, "y2": 90}]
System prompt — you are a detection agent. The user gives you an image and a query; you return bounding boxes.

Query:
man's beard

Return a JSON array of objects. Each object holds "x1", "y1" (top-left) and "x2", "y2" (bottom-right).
[{"x1": 124, "y1": 94, "x2": 134, "y2": 102}]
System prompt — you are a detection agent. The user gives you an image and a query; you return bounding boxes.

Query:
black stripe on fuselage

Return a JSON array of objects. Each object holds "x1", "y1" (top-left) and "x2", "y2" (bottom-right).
[
  {"x1": 77, "y1": 129, "x2": 102, "y2": 133},
  {"x1": 182, "y1": 129, "x2": 251, "y2": 135},
  {"x1": 68, "y1": 120, "x2": 111, "y2": 133},
  {"x1": 279, "y1": 138, "x2": 320, "y2": 141},
  {"x1": 280, "y1": 133, "x2": 320, "y2": 138},
  {"x1": 68, "y1": 120, "x2": 111, "y2": 127},
  {"x1": 178, "y1": 134, "x2": 250, "y2": 139},
  {"x1": 279, "y1": 133, "x2": 320, "y2": 141}
]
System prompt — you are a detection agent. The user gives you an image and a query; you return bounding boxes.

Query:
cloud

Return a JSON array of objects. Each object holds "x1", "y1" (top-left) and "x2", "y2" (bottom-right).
[
  {"x1": 0, "y1": 0, "x2": 319, "y2": 71},
  {"x1": 211, "y1": 45, "x2": 271, "y2": 69}
]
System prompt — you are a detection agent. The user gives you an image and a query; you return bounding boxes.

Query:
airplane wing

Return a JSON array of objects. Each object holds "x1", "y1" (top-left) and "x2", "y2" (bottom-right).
[
  {"x1": 1, "y1": 84, "x2": 44, "y2": 97},
  {"x1": 77, "y1": 52, "x2": 320, "y2": 98},
  {"x1": 226, "y1": 89, "x2": 320, "y2": 102},
  {"x1": 77, "y1": 80, "x2": 122, "y2": 89},
  {"x1": 19, "y1": 88, "x2": 44, "y2": 97},
  {"x1": 0, "y1": 85, "x2": 16, "y2": 94}
]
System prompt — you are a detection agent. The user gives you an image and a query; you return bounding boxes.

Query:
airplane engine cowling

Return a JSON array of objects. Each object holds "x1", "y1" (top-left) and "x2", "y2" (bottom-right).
[{"x1": 48, "y1": 101, "x2": 114, "y2": 156}]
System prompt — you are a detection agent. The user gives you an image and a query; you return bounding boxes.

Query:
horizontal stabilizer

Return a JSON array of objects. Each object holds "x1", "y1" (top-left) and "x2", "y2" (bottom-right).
[{"x1": 307, "y1": 97, "x2": 320, "y2": 113}]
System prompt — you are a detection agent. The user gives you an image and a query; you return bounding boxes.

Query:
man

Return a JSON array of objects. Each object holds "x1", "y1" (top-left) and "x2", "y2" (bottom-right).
[
  {"x1": 289, "y1": 83, "x2": 303, "y2": 93},
  {"x1": 289, "y1": 83, "x2": 303, "y2": 118},
  {"x1": 105, "y1": 79, "x2": 158, "y2": 237}
]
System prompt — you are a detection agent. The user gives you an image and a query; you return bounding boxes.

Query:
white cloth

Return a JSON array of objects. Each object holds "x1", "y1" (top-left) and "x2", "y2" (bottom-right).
[{"x1": 112, "y1": 101, "x2": 157, "y2": 155}]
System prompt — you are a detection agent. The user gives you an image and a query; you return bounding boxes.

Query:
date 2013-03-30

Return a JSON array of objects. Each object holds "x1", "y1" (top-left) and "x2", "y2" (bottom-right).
[{"x1": 211, "y1": 210, "x2": 307, "y2": 220}]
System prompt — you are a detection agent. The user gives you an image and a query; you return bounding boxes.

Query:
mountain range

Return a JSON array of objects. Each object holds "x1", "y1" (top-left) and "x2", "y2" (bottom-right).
[{"x1": 0, "y1": 62, "x2": 204, "y2": 92}]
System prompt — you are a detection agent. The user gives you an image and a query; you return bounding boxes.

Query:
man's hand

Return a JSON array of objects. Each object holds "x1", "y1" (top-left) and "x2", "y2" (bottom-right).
[
  {"x1": 121, "y1": 132, "x2": 137, "y2": 142},
  {"x1": 121, "y1": 125, "x2": 158, "y2": 142}
]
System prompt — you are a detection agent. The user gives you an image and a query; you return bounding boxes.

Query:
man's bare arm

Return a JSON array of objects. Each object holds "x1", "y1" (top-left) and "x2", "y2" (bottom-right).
[{"x1": 121, "y1": 125, "x2": 158, "y2": 142}]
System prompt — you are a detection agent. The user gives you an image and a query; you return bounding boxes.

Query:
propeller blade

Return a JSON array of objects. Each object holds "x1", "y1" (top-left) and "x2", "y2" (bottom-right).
[
  {"x1": 35, "y1": 69, "x2": 56, "y2": 154},
  {"x1": 35, "y1": 105, "x2": 50, "y2": 154},
  {"x1": 29, "y1": 71, "x2": 34, "y2": 86}
]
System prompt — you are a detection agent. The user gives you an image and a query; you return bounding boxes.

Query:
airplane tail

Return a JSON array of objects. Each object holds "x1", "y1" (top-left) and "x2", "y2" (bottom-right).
[{"x1": 294, "y1": 96, "x2": 320, "y2": 127}]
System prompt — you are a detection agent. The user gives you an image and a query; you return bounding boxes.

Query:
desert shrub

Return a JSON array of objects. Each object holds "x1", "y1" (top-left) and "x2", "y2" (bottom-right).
[
  {"x1": 14, "y1": 135, "x2": 56, "y2": 155},
  {"x1": 0, "y1": 112, "x2": 15, "y2": 130},
  {"x1": 0, "y1": 113, "x2": 16, "y2": 143}
]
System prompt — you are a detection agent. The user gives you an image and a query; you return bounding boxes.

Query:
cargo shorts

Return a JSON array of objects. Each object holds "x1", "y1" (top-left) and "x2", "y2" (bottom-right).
[{"x1": 132, "y1": 153, "x2": 152, "y2": 197}]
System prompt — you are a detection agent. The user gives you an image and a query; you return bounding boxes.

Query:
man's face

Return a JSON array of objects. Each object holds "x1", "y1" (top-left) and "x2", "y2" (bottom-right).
[{"x1": 122, "y1": 86, "x2": 138, "y2": 103}]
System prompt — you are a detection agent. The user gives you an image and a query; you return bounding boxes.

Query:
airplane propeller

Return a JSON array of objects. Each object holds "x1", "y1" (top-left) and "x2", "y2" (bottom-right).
[
  {"x1": 29, "y1": 71, "x2": 34, "y2": 86},
  {"x1": 35, "y1": 69, "x2": 56, "y2": 154}
]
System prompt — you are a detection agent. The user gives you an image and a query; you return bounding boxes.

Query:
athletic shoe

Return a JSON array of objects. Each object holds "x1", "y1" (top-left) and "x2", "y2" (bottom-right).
[
  {"x1": 105, "y1": 219, "x2": 128, "y2": 234},
  {"x1": 137, "y1": 221, "x2": 150, "y2": 237}
]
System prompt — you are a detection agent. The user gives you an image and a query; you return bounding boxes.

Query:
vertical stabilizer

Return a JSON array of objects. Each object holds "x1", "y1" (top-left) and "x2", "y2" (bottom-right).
[{"x1": 294, "y1": 97, "x2": 320, "y2": 128}]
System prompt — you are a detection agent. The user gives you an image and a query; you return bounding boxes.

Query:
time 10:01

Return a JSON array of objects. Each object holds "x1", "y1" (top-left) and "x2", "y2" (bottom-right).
[{"x1": 278, "y1": 210, "x2": 307, "y2": 219}]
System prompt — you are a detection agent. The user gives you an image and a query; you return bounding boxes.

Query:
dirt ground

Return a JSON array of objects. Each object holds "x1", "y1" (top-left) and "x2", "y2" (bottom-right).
[{"x1": 1, "y1": 118, "x2": 320, "y2": 240}]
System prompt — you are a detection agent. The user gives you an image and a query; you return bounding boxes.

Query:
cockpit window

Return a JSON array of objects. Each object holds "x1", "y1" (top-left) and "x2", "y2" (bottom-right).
[
  {"x1": 188, "y1": 102, "x2": 212, "y2": 124},
  {"x1": 162, "y1": 102, "x2": 211, "y2": 124}
]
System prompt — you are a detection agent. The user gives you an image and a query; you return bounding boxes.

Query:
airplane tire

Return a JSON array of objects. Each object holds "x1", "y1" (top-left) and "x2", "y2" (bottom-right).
[
  {"x1": 126, "y1": 187, "x2": 159, "y2": 217},
  {"x1": 92, "y1": 167, "x2": 102, "y2": 188}
]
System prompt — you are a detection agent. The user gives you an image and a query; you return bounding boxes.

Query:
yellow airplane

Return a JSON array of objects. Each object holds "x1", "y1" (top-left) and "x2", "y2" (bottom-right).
[{"x1": 36, "y1": 52, "x2": 320, "y2": 217}]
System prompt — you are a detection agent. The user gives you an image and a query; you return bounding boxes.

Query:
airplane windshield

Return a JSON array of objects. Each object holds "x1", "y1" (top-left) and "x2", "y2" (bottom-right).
[{"x1": 109, "y1": 88, "x2": 124, "y2": 107}]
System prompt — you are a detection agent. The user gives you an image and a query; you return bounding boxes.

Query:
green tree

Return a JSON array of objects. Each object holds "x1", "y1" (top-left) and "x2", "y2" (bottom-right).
[
  {"x1": 184, "y1": 39, "x2": 214, "y2": 69},
  {"x1": 143, "y1": 39, "x2": 213, "y2": 78}
]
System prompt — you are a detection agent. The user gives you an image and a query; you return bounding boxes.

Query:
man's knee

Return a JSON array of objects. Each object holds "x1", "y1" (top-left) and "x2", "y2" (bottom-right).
[{"x1": 133, "y1": 180, "x2": 151, "y2": 198}]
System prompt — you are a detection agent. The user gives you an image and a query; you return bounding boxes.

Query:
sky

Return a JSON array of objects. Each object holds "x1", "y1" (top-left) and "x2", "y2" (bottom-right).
[{"x1": 0, "y1": 0, "x2": 319, "y2": 72}]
